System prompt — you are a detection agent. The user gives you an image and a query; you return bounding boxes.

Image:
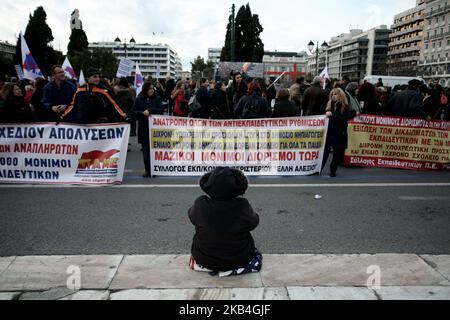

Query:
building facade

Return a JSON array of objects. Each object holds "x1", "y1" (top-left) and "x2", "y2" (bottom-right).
[
  {"x1": 418, "y1": 0, "x2": 450, "y2": 86},
  {"x1": 388, "y1": 0, "x2": 426, "y2": 76},
  {"x1": 326, "y1": 30, "x2": 364, "y2": 79},
  {"x1": 181, "y1": 71, "x2": 192, "y2": 81},
  {"x1": 306, "y1": 26, "x2": 391, "y2": 82},
  {"x1": 0, "y1": 40, "x2": 15, "y2": 63},
  {"x1": 89, "y1": 42, "x2": 183, "y2": 79},
  {"x1": 208, "y1": 48, "x2": 222, "y2": 67},
  {"x1": 263, "y1": 51, "x2": 308, "y2": 84}
]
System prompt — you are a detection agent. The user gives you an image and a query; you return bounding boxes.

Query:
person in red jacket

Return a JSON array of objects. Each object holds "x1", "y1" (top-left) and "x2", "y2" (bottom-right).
[{"x1": 172, "y1": 82, "x2": 188, "y2": 117}]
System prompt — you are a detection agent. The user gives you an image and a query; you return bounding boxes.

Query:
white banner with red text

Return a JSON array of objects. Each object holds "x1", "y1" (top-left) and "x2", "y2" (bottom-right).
[
  {"x1": 149, "y1": 115, "x2": 329, "y2": 176},
  {"x1": 0, "y1": 123, "x2": 130, "y2": 185}
]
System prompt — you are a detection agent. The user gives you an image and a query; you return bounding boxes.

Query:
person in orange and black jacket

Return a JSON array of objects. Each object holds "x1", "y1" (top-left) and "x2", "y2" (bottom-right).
[{"x1": 61, "y1": 68, "x2": 129, "y2": 124}]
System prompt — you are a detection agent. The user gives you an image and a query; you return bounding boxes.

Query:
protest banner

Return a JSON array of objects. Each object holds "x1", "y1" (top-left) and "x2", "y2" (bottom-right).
[
  {"x1": 345, "y1": 115, "x2": 450, "y2": 171},
  {"x1": 14, "y1": 65, "x2": 24, "y2": 80},
  {"x1": 149, "y1": 115, "x2": 329, "y2": 176},
  {"x1": 0, "y1": 123, "x2": 130, "y2": 185},
  {"x1": 116, "y1": 58, "x2": 134, "y2": 78}
]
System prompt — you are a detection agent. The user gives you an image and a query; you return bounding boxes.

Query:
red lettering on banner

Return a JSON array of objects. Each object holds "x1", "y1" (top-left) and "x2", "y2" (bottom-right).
[{"x1": 155, "y1": 151, "x2": 195, "y2": 161}]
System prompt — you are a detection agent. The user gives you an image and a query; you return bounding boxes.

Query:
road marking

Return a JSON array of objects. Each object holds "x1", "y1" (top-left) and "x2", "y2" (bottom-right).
[
  {"x1": 1, "y1": 183, "x2": 450, "y2": 188},
  {"x1": 399, "y1": 196, "x2": 450, "y2": 201}
]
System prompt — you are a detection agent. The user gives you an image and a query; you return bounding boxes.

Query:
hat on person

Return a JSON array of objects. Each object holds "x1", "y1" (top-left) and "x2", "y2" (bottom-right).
[
  {"x1": 87, "y1": 68, "x2": 101, "y2": 78},
  {"x1": 346, "y1": 82, "x2": 359, "y2": 92},
  {"x1": 200, "y1": 167, "x2": 248, "y2": 200}
]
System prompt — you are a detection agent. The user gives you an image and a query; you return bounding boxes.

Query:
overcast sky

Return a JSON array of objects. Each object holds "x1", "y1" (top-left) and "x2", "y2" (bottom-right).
[{"x1": 1, "y1": 0, "x2": 416, "y2": 70}]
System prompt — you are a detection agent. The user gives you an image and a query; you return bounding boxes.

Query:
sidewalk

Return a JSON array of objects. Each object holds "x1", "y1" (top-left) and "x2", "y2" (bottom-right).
[{"x1": 0, "y1": 254, "x2": 449, "y2": 300}]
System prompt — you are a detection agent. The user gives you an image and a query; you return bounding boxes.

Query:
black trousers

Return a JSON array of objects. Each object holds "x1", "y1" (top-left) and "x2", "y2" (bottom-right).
[
  {"x1": 142, "y1": 143, "x2": 151, "y2": 174},
  {"x1": 322, "y1": 144, "x2": 346, "y2": 175}
]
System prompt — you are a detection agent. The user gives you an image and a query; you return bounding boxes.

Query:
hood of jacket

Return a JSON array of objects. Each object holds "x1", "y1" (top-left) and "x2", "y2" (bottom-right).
[{"x1": 200, "y1": 167, "x2": 248, "y2": 200}]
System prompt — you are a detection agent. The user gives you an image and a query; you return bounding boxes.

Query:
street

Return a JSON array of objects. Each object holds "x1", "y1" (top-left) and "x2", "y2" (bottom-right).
[{"x1": 1, "y1": 137, "x2": 449, "y2": 257}]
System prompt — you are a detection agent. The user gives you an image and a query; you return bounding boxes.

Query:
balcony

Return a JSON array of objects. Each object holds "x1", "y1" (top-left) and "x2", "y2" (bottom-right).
[
  {"x1": 392, "y1": 15, "x2": 424, "y2": 29},
  {"x1": 389, "y1": 45, "x2": 422, "y2": 55},
  {"x1": 390, "y1": 25, "x2": 424, "y2": 38},
  {"x1": 419, "y1": 57, "x2": 450, "y2": 66},
  {"x1": 425, "y1": 6, "x2": 450, "y2": 18},
  {"x1": 390, "y1": 35, "x2": 423, "y2": 46}
]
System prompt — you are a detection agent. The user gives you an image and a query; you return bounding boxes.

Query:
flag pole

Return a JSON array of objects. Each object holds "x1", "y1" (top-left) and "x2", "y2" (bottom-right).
[{"x1": 267, "y1": 71, "x2": 287, "y2": 90}]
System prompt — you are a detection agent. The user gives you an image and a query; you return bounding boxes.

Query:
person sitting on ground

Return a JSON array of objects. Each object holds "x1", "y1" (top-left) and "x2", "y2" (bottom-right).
[{"x1": 188, "y1": 167, "x2": 262, "y2": 277}]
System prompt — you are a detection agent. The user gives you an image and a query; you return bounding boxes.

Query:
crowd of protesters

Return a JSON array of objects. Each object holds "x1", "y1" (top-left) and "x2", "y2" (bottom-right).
[{"x1": 1, "y1": 68, "x2": 449, "y2": 177}]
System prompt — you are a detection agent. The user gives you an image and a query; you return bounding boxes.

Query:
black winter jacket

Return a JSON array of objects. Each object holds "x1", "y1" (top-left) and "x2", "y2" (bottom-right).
[
  {"x1": 389, "y1": 90, "x2": 429, "y2": 119},
  {"x1": 302, "y1": 84, "x2": 328, "y2": 116},
  {"x1": 189, "y1": 167, "x2": 259, "y2": 271},
  {"x1": 61, "y1": 84, "x2": 127, "y2": 124},
  {"x1": 133, "y1": 93, "x2": 163, "y2": 145},
  {"x1": 326, "y1": 102, "x2": 352, "y2": 150}
]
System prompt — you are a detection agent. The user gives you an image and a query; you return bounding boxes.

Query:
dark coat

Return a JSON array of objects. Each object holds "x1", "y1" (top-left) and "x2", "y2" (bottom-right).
[
  {"x1": 61, "y1": 84, "x2": 128, "y2": 124},
  {"x1": 189, "y1": 167, "x2": 259, "y2": 271},
  {"x1": 389, "y1": 90, "x2": 429, "y2": 119},
  {"x1": 192, "y1": 87, "x2": 212, "y2": 119},
  {"x1": 302, "y1": 83, "x2": 328, "y2": 116},
  {"x1": 272, "y1": 99, "x2": 299, "y2": 118},
  {"x1": 357, "y1": 82, "x2": 380, "y2": 115},
  {"x1": 41, "y1": 80, "x2": 77, "y2": 122},
  {"x1": 133, "y1": 93, "x2": 163, "y2": 145},
  {"x1": 0, "y1": 96, "x2": 33, "y2": 123},
  {"x1": 114, "y1": 86, "x2": 135, "y2": 114},
  {"x1": 234, "y1": 93, "x2": 272, "y2": 119},
  {"x1": 326, "y1": 102, "x2": 352, "y2": 150},
  {"x1": 30, "y1": 88, "x2": 47, "y2": 122},
  {"x1": 211, "y1": 89, "x2": 230, "y2": 119}
]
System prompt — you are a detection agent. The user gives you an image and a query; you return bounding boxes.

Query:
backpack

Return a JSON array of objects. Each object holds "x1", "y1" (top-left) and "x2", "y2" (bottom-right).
[
  {"x1": 188, "y1": 94, "x2": 202, "y2": 113},
  {"x1": 242, "y1": 97, "x2": 260, "y2": 119}
]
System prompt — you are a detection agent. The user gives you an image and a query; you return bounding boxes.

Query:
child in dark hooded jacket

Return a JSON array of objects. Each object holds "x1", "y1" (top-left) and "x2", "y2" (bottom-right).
[{"x1": 188, "y1": 167, "x2": 262, "y2": 277}]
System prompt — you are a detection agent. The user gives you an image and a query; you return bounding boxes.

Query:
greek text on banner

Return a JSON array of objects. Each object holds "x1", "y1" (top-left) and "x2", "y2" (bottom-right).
[
  {"x1": 345, "y1": 115, "x2": 450, "y2": 171},
  {"x1": 149, "y1": 116, "x2": 329, "y2": 176},
  {"x1": 0, "y1": 123, "x2": 130, "y2": 185}
]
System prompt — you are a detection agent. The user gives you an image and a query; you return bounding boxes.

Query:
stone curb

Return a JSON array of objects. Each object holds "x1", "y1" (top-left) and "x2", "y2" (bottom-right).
[{"x1": 0, "y1": 254, "x2": 449, "y2": 300}]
